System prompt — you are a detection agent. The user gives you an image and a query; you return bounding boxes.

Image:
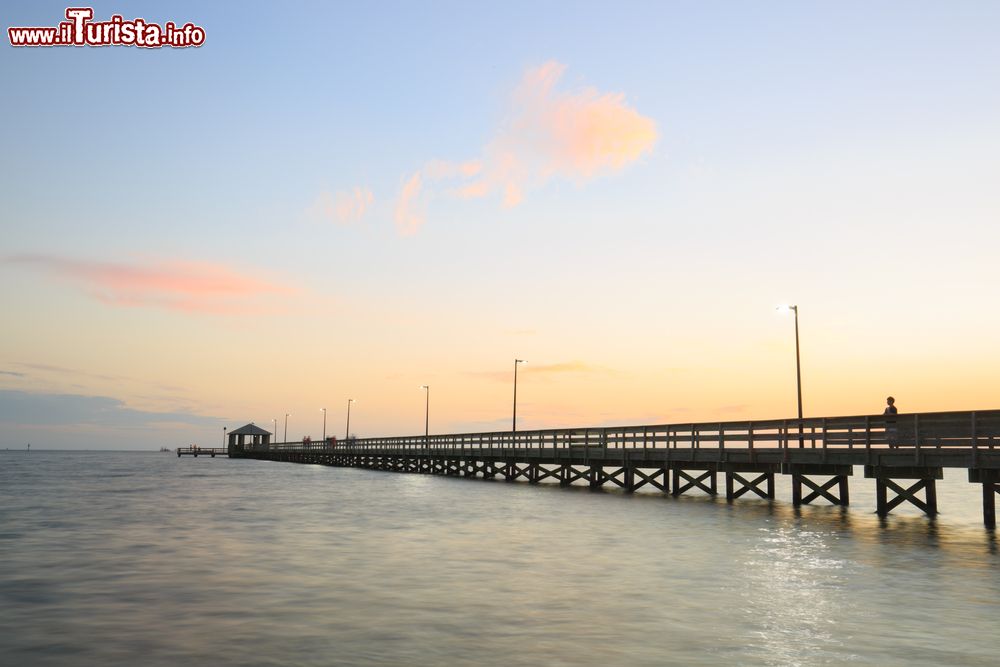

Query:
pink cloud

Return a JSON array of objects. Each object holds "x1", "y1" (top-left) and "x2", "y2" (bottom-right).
[
  {"x1": 394, "y1": 61, "x2": 657, "y2": 233},
  {"x1": 7, "y1": 254, "x2": 294, "y2": 315},
  {"x1": 394, "y1": 171, "x2": 424, "y2": 236},
  {"x1": 392, "y1": 159, "x2": 485, "y2": 236},
  {"x1": 468, "y1": 61, "x2": 658, "y2": 204},
  {"x1": 309, "y1": 186, "x2": 374, "y2": 225}
]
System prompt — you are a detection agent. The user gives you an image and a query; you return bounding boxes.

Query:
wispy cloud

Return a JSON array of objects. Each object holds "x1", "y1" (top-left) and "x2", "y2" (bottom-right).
[
  {"x1": 0, "y1": 370, "x2": 25, "y2": 378},
  {"x1": 469, "y1": 360, "x2": 612, "y2": 383},
  {"x1": 14, "y1": 362, "x2": 121, "y2": 382},
  {"x1": 527, "y1": 361, "x2": 602, "y2": 374},
  {"x1": 6, "y1": 254, "x2": 294, "y2": 315},
  {"x1": 309, "y1": 186, "x2": 374, "y2": 225},
  {"x1": 392, "y1": 159, "x2": 486, "y2": 235},
  {"x1": 10, "y1": 362, "x2": 186, "y2": 397},
  {"x1": 0, "y1": 389, "x2": 223, "y2": 429},
  {"x1": 394, "y1": 171, "x2": 425, "y2": 236},
  {"x1": 394, "y1": 61, "x2": 658, "y2": 233}
]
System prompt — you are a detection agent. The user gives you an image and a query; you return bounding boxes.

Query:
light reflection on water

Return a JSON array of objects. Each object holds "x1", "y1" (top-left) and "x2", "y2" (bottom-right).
[{"x1": 1, "y1": 452, "x2": 998, "y2": 666}]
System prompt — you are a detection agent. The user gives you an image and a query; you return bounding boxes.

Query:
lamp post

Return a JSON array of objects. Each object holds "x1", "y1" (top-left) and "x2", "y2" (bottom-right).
[
  {"x1": 513, "y1": 359, "x2": 527, "y2": 436},
  {"x1": 283, "y1": 413, "x2": 290, "y2": 443},
  {"x1": 776, "y1": 305, "x2": 804, "y2": 446},
  {"x1": 271, "y1": 418, "x2": 277, "y2": 444},
  {"x1": 320, "y1": 408, "x2": 327, "y2": 441},
  {"x1": 420, "y1": 385, "x2": 429, "y2": 449},
  {"x1": 223, "y1": 426, "x2": 226, "y2": 448},
  {"x1": 346, "y1": 399, "x2": 354, "y2": 441}
]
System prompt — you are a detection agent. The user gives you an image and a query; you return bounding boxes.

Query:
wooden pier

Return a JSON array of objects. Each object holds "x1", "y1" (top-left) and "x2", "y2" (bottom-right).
[
  {"x1": 177, "y1": 446, "x2": 227, "y2": 457},
  {"x1": 211, "y1": 410, "x2": 1000, "y2": 526}
]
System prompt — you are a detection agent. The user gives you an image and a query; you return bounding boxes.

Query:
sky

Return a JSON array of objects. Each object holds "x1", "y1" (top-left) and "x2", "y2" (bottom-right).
[{"x1": 2, "y1": 1, "x2": 999, "y2": 449}]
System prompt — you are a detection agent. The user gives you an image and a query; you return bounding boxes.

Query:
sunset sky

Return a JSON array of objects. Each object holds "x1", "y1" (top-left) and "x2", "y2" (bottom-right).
[{"x1": 2, "y1": 1, "x2": 999, "y2": 449}]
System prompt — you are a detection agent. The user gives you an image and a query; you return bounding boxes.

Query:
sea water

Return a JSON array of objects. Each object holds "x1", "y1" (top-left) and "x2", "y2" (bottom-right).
[{"x1": 1, "y1": 451, "x2": 998, "y2": 666}]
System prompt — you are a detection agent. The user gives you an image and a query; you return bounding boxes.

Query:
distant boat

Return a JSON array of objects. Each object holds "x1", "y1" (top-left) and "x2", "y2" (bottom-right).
[{"x1": 159, "y1": 447, "x2": 172, "y2": 453}]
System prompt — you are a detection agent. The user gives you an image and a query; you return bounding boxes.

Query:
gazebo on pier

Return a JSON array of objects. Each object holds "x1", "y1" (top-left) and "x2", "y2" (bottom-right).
[{"x1": 227, "y1": 423, "x2": 272, "y2": 454}]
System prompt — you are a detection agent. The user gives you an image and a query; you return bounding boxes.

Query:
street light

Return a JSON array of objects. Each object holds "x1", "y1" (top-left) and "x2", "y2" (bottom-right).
[
  {"x1": 283, "y1": 413, "x2": 290, "y2": 443},
  {"x1": 420, "y1": 386, "x2": 429, "y2": 448},
  {"x1": 513, "y1": 359, "x2": 527, "y2": 434},
  {"x1": 320, "y1": 407, "x2": 327, "y2": 441},
  {"x1": 271, "y1": 418, "x2": 277, "y2": 443},
  {"x1": 223, "y1": 425, "x2": 227, "y2": 448},
  {"x1": 776, "y1": 304, "x2": 804, "y2": 446},
  {"x1": 345, "y1": 399, "x2": 354, "y2": 440}
]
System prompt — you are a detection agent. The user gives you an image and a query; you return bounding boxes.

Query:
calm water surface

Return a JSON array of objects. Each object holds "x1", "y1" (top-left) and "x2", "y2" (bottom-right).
[{"x1": 2, "y1": 451, "x2": 999, "y2": 666}]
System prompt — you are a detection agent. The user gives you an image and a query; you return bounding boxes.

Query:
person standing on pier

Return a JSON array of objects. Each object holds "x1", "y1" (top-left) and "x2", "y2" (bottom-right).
[{"x1": 884, "y1": 396, "x2": 898, "y2": 448}]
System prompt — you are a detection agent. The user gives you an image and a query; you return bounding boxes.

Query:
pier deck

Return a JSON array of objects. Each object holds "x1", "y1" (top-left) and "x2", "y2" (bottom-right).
[{"x1": 177, "y1": 447, "x2": 227, "y2": 457}]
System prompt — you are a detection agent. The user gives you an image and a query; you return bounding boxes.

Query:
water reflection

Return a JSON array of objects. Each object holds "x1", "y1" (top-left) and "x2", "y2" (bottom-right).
[{"x1": 737, "y1": 522, "x2": 856, "y2": 666}]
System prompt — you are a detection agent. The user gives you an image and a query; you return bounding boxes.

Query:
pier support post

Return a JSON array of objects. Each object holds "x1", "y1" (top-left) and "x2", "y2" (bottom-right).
[
  {"x1": 671, "y1": 465, "x2": 717, "y2": 497},
  {"x1": 528, "y1": 463, "x2": 540, "y2": 484},
  {"x1": 985, "y1": 483, "x2": 997, "y2": 529},
  {"x1": 624, "y1": 466, "x2": 636, "y2": 493},
  {"x1": 969, "y1": 469, "x2": 1000, "y2": 528},
  {"x1": 786, "y1": 464, "x2": 852, "y2": 506},
  {"x1": 596, "y1": 467, "x2": 627, "y2": 489},
  {"x1": 560, "y1": 465, "x2": 588, "y2": 486},
  {"x1": 589, "y1": 465, "x2": 603, "y2": 489},
  {"x1": 865, "y1": 465, "x2": 941, "y2": 517},
  {"x1": 721, "y1": 464, "x2": 778, "y2": 502},
  {"x1": 725, "y1": 472, "x2": 774, "y2": 501},
  {"x1": 627, "y1": 466, "x2": 668, "y2": 493}
]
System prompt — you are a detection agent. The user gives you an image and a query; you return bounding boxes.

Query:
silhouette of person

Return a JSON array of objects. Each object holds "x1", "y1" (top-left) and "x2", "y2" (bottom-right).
[{"x1": 884, "y1": 396, "x2": 898, "y2": 448}]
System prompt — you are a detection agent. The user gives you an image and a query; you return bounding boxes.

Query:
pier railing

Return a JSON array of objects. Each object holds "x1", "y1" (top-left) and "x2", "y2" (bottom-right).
[
  {"x1": 256, "y1": 409, "x2": 1000, "y2": 455},
  {"x1": 177, "y1": 446, "x2": 227, "y2": 457}
]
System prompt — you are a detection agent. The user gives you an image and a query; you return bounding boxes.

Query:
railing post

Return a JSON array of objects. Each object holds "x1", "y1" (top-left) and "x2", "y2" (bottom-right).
[
  {"x1": 914, "y1": 414, "x2": 921, "y2": 464},
  {"x1": 864, "y1": 415, "x2": 871, "y2": 460},
  {"x1": 972, "y1": 412, "x2": 979, "y2": 467},
  {"x1": 781, "y1": 420, "x2": 789, "y2": 463}
]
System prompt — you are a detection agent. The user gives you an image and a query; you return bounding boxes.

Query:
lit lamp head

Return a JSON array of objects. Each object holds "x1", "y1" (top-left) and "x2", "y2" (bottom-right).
[{"x1": 775, "y1": 304, "x2": 797, "y2": 314}]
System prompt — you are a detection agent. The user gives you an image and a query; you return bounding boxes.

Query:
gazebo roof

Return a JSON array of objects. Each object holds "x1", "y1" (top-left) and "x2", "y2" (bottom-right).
[{"x1": 229, "y1": 423, "x2": 271, "y2": 436}]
